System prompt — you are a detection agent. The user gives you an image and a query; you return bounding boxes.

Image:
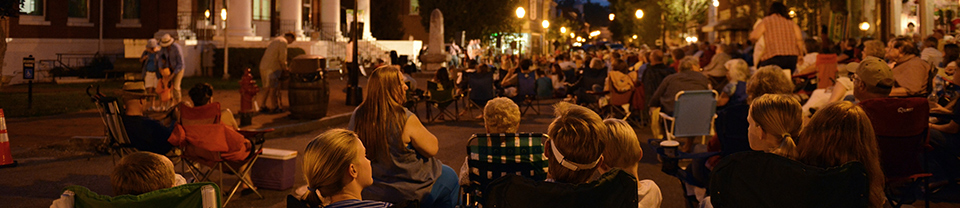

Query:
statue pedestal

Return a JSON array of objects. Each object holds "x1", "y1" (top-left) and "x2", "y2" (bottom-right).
[{"x1": 420, "y1": 54, "x2": 449, "y2": 71}]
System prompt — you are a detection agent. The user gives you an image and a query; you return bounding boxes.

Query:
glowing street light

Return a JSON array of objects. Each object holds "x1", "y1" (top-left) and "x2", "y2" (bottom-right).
[
  {"x1": 635, "y1": 9, "x2": 643, "y2": 19},
  {"x1": 713, "y1": 0, "x2": 719, "y2": 7},
  {"x1": 560, "y1": 26, "x2": 567, "y2": 34},
  {"x1": 570, "y1": 33, "x2": 575, "y2": 38},
  {"x1": 589, "y1": 30, "x2": 601, "y2": 37},
  {"x1": 516, "y1": 7, "x2": 525, "y2": 19},
  {"x1": 220, "y1": 8, "x2": 227, "y2": 20},
  {"x1": 859, "y1": 22, "x2": 870, "y2": 31},
  {"x1": 204, "y1": 9, "x2": 210, "y2": 19},
  {"x1": 609, "y1": 13, "x2": 615, "y2": 21},
  {"x1": 542, "y1": 20, "x2": 550, "y2": 29},
  {"x1": 788, "y1": 10, "x2": 796, "y2": 18},
  {"x1": 632, "y1": 34, "x2": 638, "y2": 39}
]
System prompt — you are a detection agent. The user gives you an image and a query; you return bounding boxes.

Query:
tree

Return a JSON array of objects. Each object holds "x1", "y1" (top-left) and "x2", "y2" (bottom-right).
[
  {"x1": 418, "y1": 0, "x2": 519, "y2": 42},
  {"x1": 608, "y1": 0, "x2": 662, "y2": 47},
  {"x1": 0, "y1": 1, "x2": 21, "y2": 83},
  {"x1": 370, "y1": 0, "x2": 405, "y2": 40},
  {"x1": 658, "y1": 0, "x2": 708, "y2": 41}
]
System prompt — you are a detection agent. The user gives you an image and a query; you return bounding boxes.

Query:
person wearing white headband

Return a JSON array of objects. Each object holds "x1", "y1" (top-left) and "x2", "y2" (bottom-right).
[{"x1": 544, "y1": 103, "x2": 607, "y2": 184}]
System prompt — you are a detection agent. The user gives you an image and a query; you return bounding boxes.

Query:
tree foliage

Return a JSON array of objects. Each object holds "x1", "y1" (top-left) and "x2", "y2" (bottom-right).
[
  {"x1": 658, "y1": 0, "x2": 708, "y2": 34},
  {"x1": 418, "y1": 0, "x2": 520, "y2": 42},
  {"x1": 370, "y1": 0, "x2": 405, "y2": 40},
  {"x1": 608, "y1": 0, "x2": 663, "y2": 47}
]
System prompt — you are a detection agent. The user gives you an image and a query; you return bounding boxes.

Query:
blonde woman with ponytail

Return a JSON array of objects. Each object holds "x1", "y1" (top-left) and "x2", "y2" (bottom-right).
[
  {"x1": 747, "y1": 94, "x2": 802, "y2": 159},
  {"x1": 798, "y1": 102, "x2": 886, "y2": 208},
  {"x1": 301, "y1": 129, "x2": 392, "y2": 208}
]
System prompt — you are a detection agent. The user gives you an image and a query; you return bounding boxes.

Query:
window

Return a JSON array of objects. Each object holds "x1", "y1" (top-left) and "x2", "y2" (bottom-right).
[
  {"x1": 253, "y1": 0, "x2": 270, "y2": 20},
  {"x1": 68, "y1": 0, "x2": 88, "y2": 18},
  {"x1": 122, "y1": 0, "x2": 140, "y2": 19},
  {"x1": 410, "y1": 0, "x2": 419, "y2": 14},
  {"x1": 20, "y1": 0, "x2": 43, "y2": 16}
]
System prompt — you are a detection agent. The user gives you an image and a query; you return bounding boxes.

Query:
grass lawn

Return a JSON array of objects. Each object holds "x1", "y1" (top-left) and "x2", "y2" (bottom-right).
[{"x1": 0, "y1": 77, "x2": 240, "y2": 118}]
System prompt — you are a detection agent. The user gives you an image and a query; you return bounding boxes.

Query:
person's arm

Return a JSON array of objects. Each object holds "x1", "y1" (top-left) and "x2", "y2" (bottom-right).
[
  {"x1": 717, "y1": 91, "x2": 731, "y2": 107},
  {"x1": 749, "y1": 20, "x2": 765, "y2": 42},
  {"x1": 280, "y1": 42, "x2": 289, "y2": 70},
  {"x1": 404, "y1": 115, "x2": 439, "y2": 158},
  {"x1": 930, "y1": 120, "x2": 960, "y2": 134},
  {"x1": 827, "y1": 83, "x2": 847, "y2": 103},
  {"x1": 794, "y1": 24, "x2": 805, "y2": 55}
]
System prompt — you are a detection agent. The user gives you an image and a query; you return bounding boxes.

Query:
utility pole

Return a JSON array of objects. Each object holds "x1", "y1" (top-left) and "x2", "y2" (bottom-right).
[{"x1": 345, "y1": 0, "x2": 363, "y2": 106}]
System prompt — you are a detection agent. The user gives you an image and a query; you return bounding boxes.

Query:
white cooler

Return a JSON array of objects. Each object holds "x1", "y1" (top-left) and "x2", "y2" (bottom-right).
[{"x1": 251, "y1": 148, "x2": 298, "y2": 190}]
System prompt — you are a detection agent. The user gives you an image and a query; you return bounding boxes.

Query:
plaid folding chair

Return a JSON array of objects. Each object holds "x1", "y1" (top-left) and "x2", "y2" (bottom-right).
[
  {"x1": 461, "y1": 133, "x2": 549, "y2": 207},
  {"x1": 55, "y1": 182, "x2": 221, "y2": 208}
]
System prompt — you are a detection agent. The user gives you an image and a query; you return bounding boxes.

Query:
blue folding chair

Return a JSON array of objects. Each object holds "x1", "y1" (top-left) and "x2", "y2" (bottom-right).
[{"x1": 659, "y1": 90, "x2": 718, "y2": 143}]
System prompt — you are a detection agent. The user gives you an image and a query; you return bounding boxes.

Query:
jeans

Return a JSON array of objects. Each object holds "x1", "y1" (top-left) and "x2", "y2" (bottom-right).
[{"x1": 421, "y1": 165, "x2": 460, "y2": 208}]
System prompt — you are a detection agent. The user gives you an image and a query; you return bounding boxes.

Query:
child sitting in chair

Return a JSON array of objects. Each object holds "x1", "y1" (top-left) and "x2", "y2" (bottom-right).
[
  {"x1": 50, "y1": 152, "x2": 186, "y2": 207},
  {"x1": 188, "y1": 83, "x2": 238, "y2": 129},
  {"x1": 600, "y1": 118, "x2": 662, "y2": 207},
  {"x1": 299, "y1": 129, "x2": 393, "y2": 208},
  {"x1": 545, "y1": 102, "x2": 607, "y2": 184}
]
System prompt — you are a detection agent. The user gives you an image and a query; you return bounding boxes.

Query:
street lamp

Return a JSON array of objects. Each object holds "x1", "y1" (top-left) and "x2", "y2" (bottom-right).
[
  {"x1": 542, "y1": 20, "x2": 550, "y2": 29},
  {"x1": 632, "y1": 34, "x2": 637, "y2": 39},
  {"x1": 859, "y1": 22, "x2": 870, "y2": 31},
  {"x1": 221, "y1": 8, "x2": 229, "y2": 79},
  {"x1": 560, "y1": 26, "x2": 566, "y2": 34},
  {"x1": 713, "y1": 0, "x2": 719, "y2": 7},
  {"x1": 635, "y1": 9, "x2": 643, "y2": 19},
  {"x1": 516, "y1": 7, "x2": 525, "y2": 19},
  {"x1": 788, "y1": 10, "x2": 796, "y2": 18},
  {"x1": 220, "y1": 8, "x2": 227, "y2": 21},
  {"x1": 570, "y1": 33, "x2": 575, "y2": 38},
  {"x1": 609, "y1": 13, "x2": 615, "y2": 21}
]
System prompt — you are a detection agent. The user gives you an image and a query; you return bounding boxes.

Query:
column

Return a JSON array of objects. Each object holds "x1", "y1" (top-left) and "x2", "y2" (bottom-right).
[
  {"x1": 279, "y1": 0, "x2": 304, "y2": 36},
  {"x1": 320, "y1": 0, "x2": 340, "y2": 39},
  {"x1": 359, "y1": 0, "x2": 373, "y2": 40},
  {"x1": 227, "y1": 0, "x2": 255, "y2": 37},
  {"x1": 919, "y1": 0, "x2": 932, "y2": 37}
]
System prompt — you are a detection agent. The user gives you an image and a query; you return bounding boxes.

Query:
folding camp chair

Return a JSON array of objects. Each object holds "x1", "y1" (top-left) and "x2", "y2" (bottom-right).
[
  {"x1": 461, "y1": 133, "x2": 549, "y2": 208},
  {"x1": 55, "y1": 182, "x2": 220, "y2": 208},
  {"x1": 659, "y1": 90, "x2": 718, "y2": 144},
  {"x1": 483, "y1": 168, "x2": 638, "y2": 208},
  {"x1": 403, "y1": 81, "x2": 425, "y2": 118},
  {"x1": 460, "y1": 71, "x2": 496, "y2": 119},
  {"x1": 859, "y1": 97, "x2": 932, "y2": 208},
  {"x1": 169, "y1": 102, "x2": 272, "y2": 206},
  {"x1": 87, "y1": 85, "x2": 136, "y2": 164},
  {"x1": 425, "y1": 81, "x2": 460, "y2": 122},
  {"x1": 709, "y1": 151, "x2": 870, "y2": 208},
  {"x1": 515, "y1": 71, "x2": 541, "y2": 115}
]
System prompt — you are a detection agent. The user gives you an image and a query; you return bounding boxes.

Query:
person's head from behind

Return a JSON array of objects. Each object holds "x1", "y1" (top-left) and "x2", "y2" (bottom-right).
[
  {"x1": 924, "y1": 36, "x2": 938, "y2": 49},
  {"x1": 797, "y1": 101, "x2": 884, "y2": 208},
  {"x1": 747, "y1": 94, "x2": 802, "y2": 159},
  {"x1": 111, "y1": 152, "x2": 176, "y2": 195},
  {"x1": 600, "y1": 119, "x2": 642, "y2": 173},
  {"x1": 671, "y1": 48, "x2": 686, "y2": 63},
  {"x1": 944, "y1": 44, "x2": 960, "y2": 64},
  {"x1": 862, "y1": 40, "x2": 886, "y2": 59},
  {"x1": 649, "y1": 50, "x2": 665, "y2": 64},
  {"x1": 188, "y1": 83, "x2": 214, "y2": 106},
  {"x1": 853, "y1": 57, "x2": 894, "y2": 101},
  {"x1": 483, "y1": 97, "x2": 520, "y2": 134},
  {"x1": 746, "y1": 65, "x2": 794, "y2": 102},
  {"x1": 804, "y1": 39, "x2": 821, "y2": 54},
  {"x1": 768, "y1": 2, "x2": 790, "y2": 19},
  {"x1": 366, "y1": 65, "x2": 407, "y2": 105},
  {"x1": 546, "y1": 103, "x2": 607, "y2": 184},
  {"x1": 677, "y1": 56, "x2": 700, "y2": 72},
  {"x1": 612, "y1": 59, "x2": 629, "y2": 74},
  {"x1": 302, "y1": 129, "x2": 372, "y2": 198},
  {"x1": 520, "y1": 59, "x2": 533, "y2": 71},
  {"x1": 725, "y1": 59, "x2": 750, "y2": 82},
  {"x1": 435, "y1": 67, "x2": 450, "y2": 83},
  {"x1": 284, "y1": 32, "x2": 297, "y2": 44},
  {"x1": 888, "y1": 38, "x2": 920, "y2": 60},
  {"x1": 589, "y1": 57, "x2": 604, "y2": 70}
]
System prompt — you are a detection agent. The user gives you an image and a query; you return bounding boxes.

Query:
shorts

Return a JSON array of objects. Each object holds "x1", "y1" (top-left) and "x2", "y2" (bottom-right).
[
  {"x1": 260, "y1": 68, "x2": 281, "y2": 88},
  {"x1": 144, "y1": 72, "x2": 158, "y2": 88}
]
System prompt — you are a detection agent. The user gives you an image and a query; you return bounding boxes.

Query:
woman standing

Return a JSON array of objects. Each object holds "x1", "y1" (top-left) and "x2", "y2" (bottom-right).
[
  {"x1": 348, "y1": 66, "x2": 459, "y2": 208},
  {"x1": 750, "y1": 2, "x2": 805, "y2": 73}
]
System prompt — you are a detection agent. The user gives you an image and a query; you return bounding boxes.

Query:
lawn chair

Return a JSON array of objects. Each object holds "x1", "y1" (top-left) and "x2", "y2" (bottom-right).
[
  {"x1": 54, "y1": 182, "x2": 220, "y2": 208},
  {"x1": 461, "y1": 133, "x2": 549, "y2": 208},
  {"x1": 460, "y1": 71, "x2": 496, "y2": 119},
  {"x1": 483, "y1": 168, "x2": 638, "y2": 208},
  {"x1": 659, "y1": 90, "x2": 718, "y2": 143},
  {"x1": 425, "y1": 81, "x2": 460, "y2": 122},
  {"x1": 168, "y1": 102, "x2": 271, "y2": 206},
  {"x1": 403, "y1": 81, "x2": 425, "y2": 118},
  {"x1": 515, "y1": 71, "x2": 540, "y2": 115},
  {"x1": 859, "y1": 97, "x2": 932, "y2": 208},
  {"x1": 709, "y1": 151, "x2": 870, "y2": 208},
  {"x1": 87, "y1": 85, "x2": 136, "y2": 163}
]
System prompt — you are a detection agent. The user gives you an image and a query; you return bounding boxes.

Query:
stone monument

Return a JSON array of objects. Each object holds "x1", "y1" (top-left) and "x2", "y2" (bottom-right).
[{"x1": 420, "y1": 9, "x2": 449, "y2": 71}]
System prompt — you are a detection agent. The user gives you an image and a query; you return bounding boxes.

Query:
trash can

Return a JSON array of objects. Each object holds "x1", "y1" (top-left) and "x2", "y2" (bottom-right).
[{"x1": 288, "y1": 55, "x2": 328, "y2": 120}]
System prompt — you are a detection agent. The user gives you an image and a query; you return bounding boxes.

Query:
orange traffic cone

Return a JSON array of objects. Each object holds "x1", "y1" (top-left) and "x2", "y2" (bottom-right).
[{"x1": 0, "y1": 109, "x2": 17, "y2": 168}]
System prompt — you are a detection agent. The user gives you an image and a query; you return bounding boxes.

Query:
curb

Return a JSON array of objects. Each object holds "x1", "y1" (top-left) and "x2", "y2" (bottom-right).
[{"x1": 256, "y1": 112, "x2": 353, "y2": 139}]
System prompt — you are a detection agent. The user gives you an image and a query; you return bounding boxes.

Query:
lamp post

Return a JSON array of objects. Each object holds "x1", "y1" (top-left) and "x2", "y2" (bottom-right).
[
  {"x1": 516, "y1": 7, "x2": 525, "y2": 55},
  {"x1": 221, "y1": 8, "x2": 229, "y2": 80},
  {"x1": 346, "y1": 0, "x2": 362, "y2": 105},
  {"x1": 542, "y1": 20, "x2": 549, "y2": 55},
  {"x1": 635, "y1": 9, "x2": 643, "y2": 19},
  {"x1": 609, "y1": 13, "x2": 615, "y2": 21}
]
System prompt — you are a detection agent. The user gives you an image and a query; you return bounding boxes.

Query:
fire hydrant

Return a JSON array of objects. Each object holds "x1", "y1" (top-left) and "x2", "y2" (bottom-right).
[{"x1": 239, "y1": 68, "x2": 260, "y2": 126}]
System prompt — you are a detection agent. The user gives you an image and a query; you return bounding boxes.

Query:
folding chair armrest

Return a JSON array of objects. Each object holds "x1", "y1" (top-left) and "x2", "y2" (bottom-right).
[
  {"x1": 659, "y1": 112, "x2": 675, "y2": 121},
  {"x1": 238, "y1": 128, "x2": 273, "y2": 145}
]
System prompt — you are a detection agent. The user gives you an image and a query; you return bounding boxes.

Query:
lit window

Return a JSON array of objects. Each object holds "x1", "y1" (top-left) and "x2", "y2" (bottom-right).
[
  {"x1": 253, "y1": 0, "x2": 270, "y2": 21},
  {"x1": 122, "y1": 0, "x2": 140, "y2": 19},
  {"x1": 20, "y1": 0, "x2": 44, "y2": 16},
  {"x1": 68, "y1": 0, "x2": 88, "y2": 18}
]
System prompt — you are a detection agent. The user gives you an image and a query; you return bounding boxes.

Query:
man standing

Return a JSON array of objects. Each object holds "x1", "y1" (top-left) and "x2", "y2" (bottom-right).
[
  {"x1": 259, "y1": 32, "x2": 296, "y2": 113},
  {"x1": 159, "y1": 34, "x2": 184, "y2": 103}
]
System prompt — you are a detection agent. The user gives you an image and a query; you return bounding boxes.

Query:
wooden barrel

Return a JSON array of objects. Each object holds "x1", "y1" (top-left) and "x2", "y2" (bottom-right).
[{"x1": 288, "y1": 72, "x2": 329, "y2": 119}]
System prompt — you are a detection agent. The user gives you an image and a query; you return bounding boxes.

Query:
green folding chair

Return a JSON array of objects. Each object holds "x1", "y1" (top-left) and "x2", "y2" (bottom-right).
[{"x1": 55, "y1": 182, "x2": 221, "y2": 208}]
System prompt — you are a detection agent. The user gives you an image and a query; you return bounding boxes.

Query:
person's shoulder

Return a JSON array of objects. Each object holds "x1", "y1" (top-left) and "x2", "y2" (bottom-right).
[{"x1": 325, "y1": 199, "x2": 393, "y2": 208}]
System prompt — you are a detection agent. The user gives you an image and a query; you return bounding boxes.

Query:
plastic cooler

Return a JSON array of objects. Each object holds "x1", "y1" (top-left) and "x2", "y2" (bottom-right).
[{"x1": 252, "y1": 148, "x2": 298, "y2": 190}]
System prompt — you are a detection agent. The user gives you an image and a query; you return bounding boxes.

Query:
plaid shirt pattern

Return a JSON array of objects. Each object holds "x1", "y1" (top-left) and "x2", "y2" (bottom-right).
[
  {"x1": 760, "y1": 15, "x2": 802, "y2": 61},
  {"x1": 466, "y1": 133, "x2": 549, "y2": 189}
]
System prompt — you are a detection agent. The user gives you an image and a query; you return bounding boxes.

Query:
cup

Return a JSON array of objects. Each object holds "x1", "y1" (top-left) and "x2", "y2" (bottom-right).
[
  {"x1": 660, "y1": 140, "x2": 680, "y2": 158},
  {"x1": 660, "y1": 140, "x2": 681, "y2": 174}
]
